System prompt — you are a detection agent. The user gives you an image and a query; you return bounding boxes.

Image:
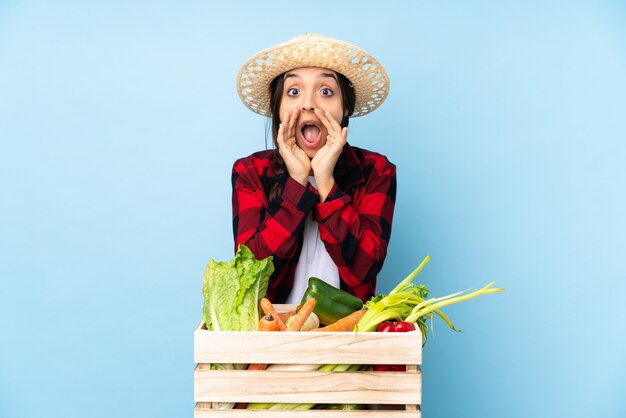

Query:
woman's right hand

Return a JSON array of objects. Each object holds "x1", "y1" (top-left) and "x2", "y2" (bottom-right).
[{"x1": 276, "y1": 107, "x2": 311, "y2": 186}]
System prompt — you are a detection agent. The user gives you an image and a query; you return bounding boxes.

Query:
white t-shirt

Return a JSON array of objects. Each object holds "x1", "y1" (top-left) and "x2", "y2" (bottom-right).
[{"x1": 286, "y1": 177, "x2": 341, "y2": 304}]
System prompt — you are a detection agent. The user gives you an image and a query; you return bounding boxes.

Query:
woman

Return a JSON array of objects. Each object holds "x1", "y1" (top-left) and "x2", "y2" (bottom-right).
[{"x1": 232, "y1": 34, "x2": 396, "y2": 304}]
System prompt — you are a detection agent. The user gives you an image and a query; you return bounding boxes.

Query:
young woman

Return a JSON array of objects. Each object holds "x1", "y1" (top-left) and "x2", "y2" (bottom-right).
[{"x1": 232, "y1": 34, "x2": 396, "y2": 304}]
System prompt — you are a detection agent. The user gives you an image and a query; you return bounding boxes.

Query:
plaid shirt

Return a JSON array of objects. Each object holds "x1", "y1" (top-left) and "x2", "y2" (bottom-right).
[{"x1": 231, "y1": 143, "x2": 396, "y2": 303}]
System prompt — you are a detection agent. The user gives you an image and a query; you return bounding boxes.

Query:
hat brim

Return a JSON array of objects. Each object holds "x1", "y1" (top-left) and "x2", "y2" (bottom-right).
[{"x1": 236, "y1": 34, "x2": 389, "y2": 118}]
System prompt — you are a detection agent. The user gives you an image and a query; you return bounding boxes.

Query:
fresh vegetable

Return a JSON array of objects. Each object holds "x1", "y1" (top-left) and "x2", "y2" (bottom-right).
[
  {"x1": 260, "y1": 297, "x2": 287, "y2": 331},
  {"x1": 202, "y1": 244, "x2": 274, "y2": 332},
  {"x1": 393, "y1": 321, "x2": 416, "y2": 333},
  {"x1": 373, "y1": 321, "x2": 416, "y2": 371},
  {"x1": 259, "y1": 363, "x2": 320, "y2": 372},
  {"x1": 376, "y1": 322, "x2": 395, "y2": 333},
  {"x1": 309, "y1": 309, "x2": 367, "y2": 332},
  {"x1": 249, "y1": 312, "x2": 279, "y2": 371},
  {"x1": 286, "y1": 298, "x2": 317, "y2": 331},
  {"x1": 355, "y1": 255, "x2": 505, "y2": 346},
  {"x1": 323, "y1": 404, "x2": 365, "y2": 410},
  {"x1": 299, "y1": 277, "x2": 363, "y2": 325},
  {"x1": 278, "y1": 310, "x2": 296, "y2": 323},
  {"x1": 258, "y1": 313, "x2": 278, "y2": 331},
  {"x1": 200, "y1": 244, "x2": 274, "y2": 409},
  {"x1": 376, "y1": 321, "x2": 416, "y2": 333},
  {"x1": 297, "y1": 312, "x2": 320, "y2": 332},
  {"x1": 248, "y1": 403, "x2": 316, "y2": 411}
]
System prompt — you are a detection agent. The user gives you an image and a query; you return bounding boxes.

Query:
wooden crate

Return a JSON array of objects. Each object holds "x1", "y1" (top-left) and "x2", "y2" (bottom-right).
[{"x1": 194, "y1": 305, "x2": 422, "y2": 417}]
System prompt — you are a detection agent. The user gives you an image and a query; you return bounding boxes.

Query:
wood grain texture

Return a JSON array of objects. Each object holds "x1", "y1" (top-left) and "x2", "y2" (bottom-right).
[
  {"x1": 194, "y1": 369, "x2": 421, "y2": 404},
  {"x1": 194, "y1": 304, "x2": 423, "y2": 414},
  {"x1": 194, "y1": 323, "x2": 422, "y2": 365},
  {"x1": 194, "y1": 405, "x2": 422, "y2": 417}
]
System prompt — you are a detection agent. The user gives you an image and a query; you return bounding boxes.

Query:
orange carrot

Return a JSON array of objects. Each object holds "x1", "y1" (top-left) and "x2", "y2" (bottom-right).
[
  {"x1": 249, "y1": 313, "x2": 276, "y2": 371},
  {"x1": 309, "y1": 309, "x2": 366, "y2": 332},
  {"x1": 247, "y1": 363, "x2": 269, "y2": 371},
  {"x1": 286, "y1": 298, "x2": 316, "y2": 331},
  {"x1": 259, "y1": 298, "x2": 286, "y2": 331},
  {"x1": 278, "y1": 310, "x2": 296, "y2": 323},
  {"x1": 258, "y1": 313, "x2": 278, "y2": 331}
]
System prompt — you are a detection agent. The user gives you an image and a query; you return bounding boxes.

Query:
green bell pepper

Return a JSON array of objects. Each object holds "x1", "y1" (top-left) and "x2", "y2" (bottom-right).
[{"x1": 299, "y1": 277, "x2": 364, "y2": 325}]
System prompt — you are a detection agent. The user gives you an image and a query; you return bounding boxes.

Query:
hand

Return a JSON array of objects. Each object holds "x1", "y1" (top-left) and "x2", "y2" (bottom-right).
[
  {"x1": 311, "y1": 108, "x2": 348, "y2": 200},
  {"x1": 276, "y1": 107, "x2": 311, "y2": 186}
]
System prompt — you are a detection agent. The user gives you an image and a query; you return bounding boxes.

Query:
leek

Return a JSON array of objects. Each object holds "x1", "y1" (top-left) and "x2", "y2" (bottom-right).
[{"x1": 355, "y1": 256, "x2": 505, "y2": 345}]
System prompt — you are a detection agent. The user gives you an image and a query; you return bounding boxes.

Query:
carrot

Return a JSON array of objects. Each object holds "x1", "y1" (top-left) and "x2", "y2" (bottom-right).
[
  {"x1": 249, "y1": 312, "x2": 277, "y2": 371},
  {"x1": 278, "y1": 310, "x2": 296, "y2": 323},
  {"x1": 259, "y1": 298, "x2": 286, "y2": 331},
  {"x1": 286, "y1": 298, "x2": 316, "y2": 331},
  {"x1": 309, "y1": 309, "x2": 367, "y2": 332},
  {"x1": 258, "y1": 313, "x2": 278, "y2": 331},
  {"x1": 247, "y1": 363, "x2": 269, "y2": 371}
]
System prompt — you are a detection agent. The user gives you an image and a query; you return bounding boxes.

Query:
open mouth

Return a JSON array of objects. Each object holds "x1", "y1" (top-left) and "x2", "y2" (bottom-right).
[{"x1": 298, "y1": 120, "x2": 322, "y2": 147}]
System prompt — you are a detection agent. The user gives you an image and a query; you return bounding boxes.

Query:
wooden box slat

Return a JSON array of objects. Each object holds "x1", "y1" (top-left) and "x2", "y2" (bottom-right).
[
  {"x1": 194, "y1": 369, "x2": 422, "y2": 404},
  {"x1": 194, "y1": 323, "x2": 422, "y2": 364},
  {"x1": 194, "y1": 407, "x2": 421, "y2": 417},
  {"x1": 194, "y1": 324, "x2": 422, "y2": 365}
]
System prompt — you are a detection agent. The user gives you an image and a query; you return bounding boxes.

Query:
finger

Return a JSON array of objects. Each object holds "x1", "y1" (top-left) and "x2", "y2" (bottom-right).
[
  {"x1": 315, "y1": 108, "x2": 342, "y2": 134},
  {"x1": 325, "y1": 109, "x2": 343, "y2": 134},
  {"x1": 277, "y1": 123, "x2": 285, "y2": 146},
  {"x1": 285, "y1": 113, "x2": 297, "y2": 146},
  {"x1": 278, "y1": 124, "x2": 295, "y2": 153},
  {"x1": 289, "y1": 109, "x2": 299, "y2": 141},
  {"x1": 287, "y1": 107, "x2": 299, "y2": 139},
  {"x1": 279, "y1": 111, "x2": 291, "y2": 145},
  {"x1": 314, "y1": 108, "x2": 334, "y2": 132},
  {"x1": 281, "y1": 110, "x2": 289, "y2": 126},
  {"x1": 282, "y1": 109, "x2": 293, "y2": 133},
  {"x1": 276, "y1": 123, "x2": 289, "y2": 155},
  {"x1": 341, "y1": 127, "x2": 348, "y2": 143}
]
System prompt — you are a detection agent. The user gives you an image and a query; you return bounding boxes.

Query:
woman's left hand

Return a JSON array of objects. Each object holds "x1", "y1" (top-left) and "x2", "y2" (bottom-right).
[{"x1": 311, "y1": 108, "x2": 348, "y2": 200}]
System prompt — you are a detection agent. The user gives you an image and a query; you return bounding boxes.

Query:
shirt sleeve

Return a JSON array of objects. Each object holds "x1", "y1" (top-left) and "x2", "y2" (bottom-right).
[
  {"x1": 313, "y1": 158, "x2": 397, "y2": 295},
  {"x1": 231, "y1": 159, "x2": 318, "y2": 288}
]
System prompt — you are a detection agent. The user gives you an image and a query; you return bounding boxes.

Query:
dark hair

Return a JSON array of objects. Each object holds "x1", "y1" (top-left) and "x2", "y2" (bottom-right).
[{"x1": 267, "y1": 70, "x2": 356, "y2": 200}]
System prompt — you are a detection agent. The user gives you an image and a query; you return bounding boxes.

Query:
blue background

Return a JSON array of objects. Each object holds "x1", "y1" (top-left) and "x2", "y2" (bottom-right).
[{"x1": 1, "y1": 1, "x2": 625, "y2": 417}]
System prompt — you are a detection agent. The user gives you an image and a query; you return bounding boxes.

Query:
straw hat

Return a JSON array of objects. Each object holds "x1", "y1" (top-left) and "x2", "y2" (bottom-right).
[{"x1": 236, "y1": 33, "x2": 389, "y2": 118}]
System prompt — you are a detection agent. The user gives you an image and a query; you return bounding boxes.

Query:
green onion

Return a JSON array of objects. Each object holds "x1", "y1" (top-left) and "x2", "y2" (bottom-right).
[{"x1": 355, "y1": 256, "x2": 505, "y2": 345}]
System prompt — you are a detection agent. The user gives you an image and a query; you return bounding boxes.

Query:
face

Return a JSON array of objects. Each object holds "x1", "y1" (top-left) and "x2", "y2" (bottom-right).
[{"x1": 279, "y1": 67, "x2": 345, "y2": 158}]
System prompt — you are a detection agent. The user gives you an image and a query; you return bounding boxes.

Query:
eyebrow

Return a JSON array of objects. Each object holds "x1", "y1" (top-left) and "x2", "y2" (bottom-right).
[{"x1": 284, "y1": 72, "x2": 338, "y2": 81}]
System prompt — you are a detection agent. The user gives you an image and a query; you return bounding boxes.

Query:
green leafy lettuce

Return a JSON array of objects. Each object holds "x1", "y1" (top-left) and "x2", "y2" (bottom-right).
[{"x1": 202, "y1": 244, "x2": 274, "y2": 332}]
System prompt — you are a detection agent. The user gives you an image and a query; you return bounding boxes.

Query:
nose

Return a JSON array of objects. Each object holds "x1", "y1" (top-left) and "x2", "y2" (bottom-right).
[{"x1": 300, "y1": 91, "x2": 316, "y2": 112}]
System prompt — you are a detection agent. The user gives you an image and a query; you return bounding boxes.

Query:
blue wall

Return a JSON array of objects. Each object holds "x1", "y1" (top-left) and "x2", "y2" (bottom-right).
[{"x1": 1, "y1": 1, "x2": 625, "y2": 417}]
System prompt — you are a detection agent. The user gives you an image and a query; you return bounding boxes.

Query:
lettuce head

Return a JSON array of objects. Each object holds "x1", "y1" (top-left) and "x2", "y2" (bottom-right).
[{"x1": 202, "y1": 245, "x2": 274, "y2": 331}]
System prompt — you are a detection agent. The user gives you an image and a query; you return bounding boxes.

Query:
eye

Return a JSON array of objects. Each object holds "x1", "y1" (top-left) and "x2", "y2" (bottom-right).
[
  {"x1": 320, "y1": 88, "x2": 334, "y2": 96},
  {"x1": 286, "y1": 88, "x2": 299, "y2": 96}
]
